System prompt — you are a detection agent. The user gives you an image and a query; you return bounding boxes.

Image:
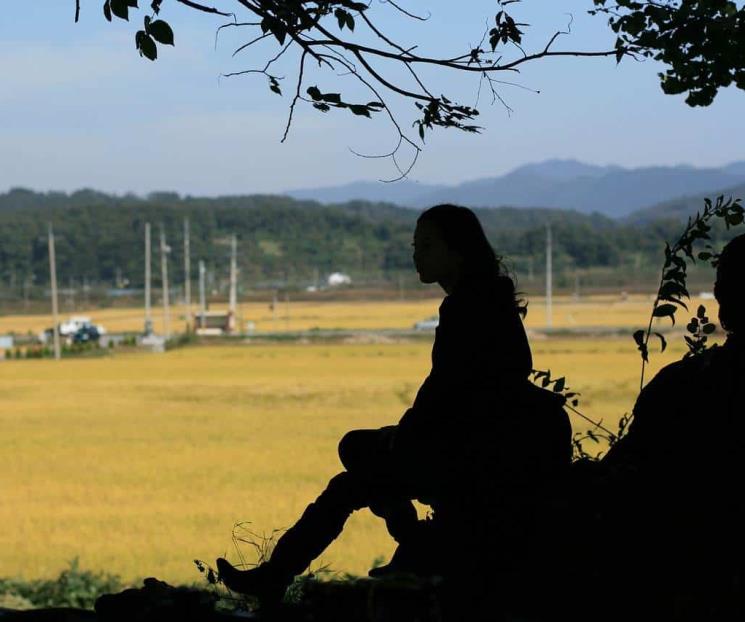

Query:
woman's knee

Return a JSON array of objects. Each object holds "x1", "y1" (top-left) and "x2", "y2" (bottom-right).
[
  {"x1": 321, "y1": 471, "x2": 368, "y2": 511},
  {"x1": 338, "y1": 429, "x2": 370, "y2": 471},
  {"x1": 339, "y1": 426, "x2": 397, "y2": 473}
]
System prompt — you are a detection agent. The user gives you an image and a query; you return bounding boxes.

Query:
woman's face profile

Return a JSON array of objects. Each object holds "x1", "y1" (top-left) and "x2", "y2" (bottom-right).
[{"x1": 412, "y1": 220, "x2": 462, "y2": 286}]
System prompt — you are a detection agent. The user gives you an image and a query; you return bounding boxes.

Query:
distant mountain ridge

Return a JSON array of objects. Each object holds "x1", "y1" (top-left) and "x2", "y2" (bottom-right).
[
  {"x1": 286, "y1": 159, "x2": 745, "y2": 219},
  {"x1": 627, "y1": 181, "x2": 745, "y2": 224}
]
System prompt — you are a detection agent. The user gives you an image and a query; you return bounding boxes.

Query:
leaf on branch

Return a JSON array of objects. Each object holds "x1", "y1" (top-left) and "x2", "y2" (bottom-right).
[
  {"x1": 658, "y1": 294, "x2": 688, "y2": 310},
  {"x1": 662, "y1": 268, "x2": 686, "y2": 283},
  {"x1": 334, "y1": 8, "x2": 355, "y2": 31},
  {"x1": 103, "y1": 0, "x2": 112, "y2": 22},
  {"x1": 110, "y1": 0, "x2": 131, "y2": 20},
  {"x1": 320, "y1": 93, "x2": 342, "y2": 104},
  {"x1": 149, "y1": 20, "x2": 174, "y2": 45},
  {"x1": 633, "y1": 328, "x2": 649, "y2": 361},
  {"x1": 139, "y1": 33, "x2": 157, "y2": 60},
  {"x1": 306, "y1": 86, "x2": 322, "y2": 101},
  {"x1": 135, "y1": 29, "x2": 146, "y2": 50},
  {"x1": 658, "y1": 280, "x2": 689, "y2": 300},
  {"x1": 261, "y1": 17, "x2": 286, "y2": 45},
  {"x1": 653, "y1": 303, "x2": 678, "y2": 324},
  {"x1": 343, "y1": 1, "x2": 368, "y2": 10},
  {"x1": 349, "y1": 105, "x2": 371, "y2": 117},
  {"x1": 654, "y1": 332, "x2": 667, "y2": 352}
]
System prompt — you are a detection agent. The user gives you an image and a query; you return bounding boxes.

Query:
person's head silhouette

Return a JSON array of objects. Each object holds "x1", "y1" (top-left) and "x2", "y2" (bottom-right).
[
  {"x1": 715, "y1": 233, "x2": 745, "y2": 335},
  {"x1": 413, "y1": 204, "x2": 523, "y2": 312}
]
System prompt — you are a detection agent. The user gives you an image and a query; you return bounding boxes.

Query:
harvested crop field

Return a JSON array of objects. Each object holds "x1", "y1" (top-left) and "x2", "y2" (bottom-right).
[{"x1": 0, "y1": 327, "x2": 711, "y2": 584}]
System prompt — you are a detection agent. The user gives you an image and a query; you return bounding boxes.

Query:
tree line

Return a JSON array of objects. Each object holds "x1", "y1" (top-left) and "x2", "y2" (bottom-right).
[{"x1": 0, "y1": 188, "x2": 735, "y2": 293}]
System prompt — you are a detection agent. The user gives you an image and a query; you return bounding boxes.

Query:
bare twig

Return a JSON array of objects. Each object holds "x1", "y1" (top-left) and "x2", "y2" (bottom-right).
[
  {"x1": 176, "y1": 0, "x2": 234, "y2": 17},
  {"x1": 380, "y1": 0, "x2": 431, "y2": 22},
  {"x1": 317, "y1": 49, "x2": 421, "y2": 181},
  {"x1": 232, "y1": 32, "x2": 272, "y2": 57},
  {"x1": 222, "y1": 40, "x2": 292, "y2": 77},
  {"x1": 566, "y1": 404, "x2": 616, "y2": 438},
  {"x1": 282, "y1": 50, "x2": 308, "y2": 142},
  {"x1": 214, "y1": 21, "x2": 262, "y2": 50}
]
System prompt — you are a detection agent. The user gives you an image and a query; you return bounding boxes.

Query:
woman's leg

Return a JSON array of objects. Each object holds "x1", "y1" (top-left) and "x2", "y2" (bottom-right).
[
  {"x1": 338, "y1": 428, "x2": 419, "y2": 542},
  {"x1": 217, "y1": 427, "x2": 418, "y2": 599},
  {"x1": 217, "y1": 470, "x2": 373, "y2": 599}
]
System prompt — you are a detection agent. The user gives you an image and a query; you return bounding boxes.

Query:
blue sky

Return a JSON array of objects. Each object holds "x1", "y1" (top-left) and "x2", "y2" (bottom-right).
[{"x1": 2, "y1": 0, "x2": 744, "y2": 195}]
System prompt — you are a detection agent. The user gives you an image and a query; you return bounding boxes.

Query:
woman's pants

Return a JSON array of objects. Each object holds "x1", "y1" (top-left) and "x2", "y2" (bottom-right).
[{"x1": 261, "y1": 426, "x2": 420, "y2": 578}]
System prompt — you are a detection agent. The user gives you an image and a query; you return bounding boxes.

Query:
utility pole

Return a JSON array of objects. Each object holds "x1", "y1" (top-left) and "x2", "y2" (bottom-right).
[
  {"x1": 160, "y1": 226, "x2": 171, "y2": 339},
  {"x1": 198, "y1": 260, "x2": 206, "y2": 330},
  {"x1": 184, "y1": 218, "x2": 191, "y2": 327},
  {"x1": 285, "y1": 290, "x2": 290, "y2": 332},
  {"x1": 271, "y1": 290, "x2": 278, "y2": 332},
  {"x1": 68, "y1": 277, "x2": 75, "y2": 310},
  {"x1": 47, "y1": 223, "x2": 61, "y2": 360},
  {"x1": 546, "y1": 224, "x2": 553, "y2": 331},
  {"x1": 144, "y1": 223, "x2": 153, "y2": 335},
  {"x1": 82, "y1": 275, "x2": 89, "y2": 309},
  {"x1": 229, "y1": 234, "x2": 238, "y2": 318},
  {"x1": 23, "y1": 275, "x2": 31, "y2": 310}
]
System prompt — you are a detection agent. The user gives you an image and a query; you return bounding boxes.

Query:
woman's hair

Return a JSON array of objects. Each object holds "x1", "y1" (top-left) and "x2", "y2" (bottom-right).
[
  {"x1": 715, "y1": 233, "x2": 745, "y2": 334},
  {"x1": 417, "y1": 204, "x2": 525, "y2": 315}
]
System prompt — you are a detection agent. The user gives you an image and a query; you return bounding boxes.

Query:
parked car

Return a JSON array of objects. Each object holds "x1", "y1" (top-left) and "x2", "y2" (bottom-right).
[
  {"x1": 413, "y1": 316, "x2": 439, "y2": 331},
  {"x1": 72, "y1": 325, "x2": 101, "y2": 344},
  {"x1": 40, "y1": 316, "x2": 106, "y2": 345}
]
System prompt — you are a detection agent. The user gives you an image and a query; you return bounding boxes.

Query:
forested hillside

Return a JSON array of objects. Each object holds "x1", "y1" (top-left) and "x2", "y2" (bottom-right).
[
  {"x1": 627, "y1": 183, "x2": 745, "y2": 224},
  {"x1": 0, "y1": 188, "x2": 733, "y2": 292}
]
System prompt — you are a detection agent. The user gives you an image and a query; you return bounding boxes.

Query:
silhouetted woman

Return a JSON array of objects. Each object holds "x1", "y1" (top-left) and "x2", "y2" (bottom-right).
[{"x1": 217, "y1": 204, "x2": 570, "y2": 605}]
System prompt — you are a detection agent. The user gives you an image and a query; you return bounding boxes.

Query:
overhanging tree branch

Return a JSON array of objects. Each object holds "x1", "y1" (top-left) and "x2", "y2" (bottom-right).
[{"x1": 84, "y1": 0, "x2": 695, "y2": 177}]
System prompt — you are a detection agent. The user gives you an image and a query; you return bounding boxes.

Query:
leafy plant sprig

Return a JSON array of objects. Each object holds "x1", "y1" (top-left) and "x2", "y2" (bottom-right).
[
  {"x1": 530, "y1": 369, "x2": 620, "y2": 461},
  {"x1": 531, "y1": 195, "x2": 743, "y2": 460},
  {"x1": 684, "y1": 304, "x2": 717, "y2": 358},
  {"x1": 634, "y1": 195, "x2": 743, "y2": 391}
]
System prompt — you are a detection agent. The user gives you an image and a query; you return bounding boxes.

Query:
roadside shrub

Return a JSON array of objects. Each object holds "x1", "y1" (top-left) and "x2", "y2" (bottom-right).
[{"x1": 0, "y1": 558, "x2": 124, "y2": 610}]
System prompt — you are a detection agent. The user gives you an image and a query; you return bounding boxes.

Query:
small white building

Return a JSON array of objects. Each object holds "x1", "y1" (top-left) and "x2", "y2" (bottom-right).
[{"x1": 327, "y1": 272, "x2": 352, "y2": 287}]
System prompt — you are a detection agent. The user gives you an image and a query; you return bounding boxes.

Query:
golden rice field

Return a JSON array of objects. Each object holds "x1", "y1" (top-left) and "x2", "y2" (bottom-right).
[
  {"x1": 0, "y1": 294, "x2": 720, "y2": 335},
  {"x1": 0, "y1": 302, "x2": 723, "y2": 586}
]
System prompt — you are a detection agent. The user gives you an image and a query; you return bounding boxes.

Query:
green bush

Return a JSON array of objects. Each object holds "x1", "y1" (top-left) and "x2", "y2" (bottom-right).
[
  {"x1": 0, "y1": 558, "x2": 124, "y2": 610},
  {"x1": 165, "y1": 331, "x2": 198, "y2": 351}
]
